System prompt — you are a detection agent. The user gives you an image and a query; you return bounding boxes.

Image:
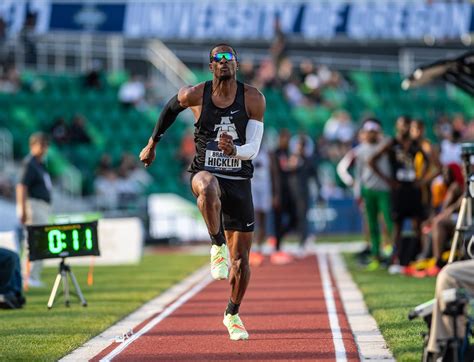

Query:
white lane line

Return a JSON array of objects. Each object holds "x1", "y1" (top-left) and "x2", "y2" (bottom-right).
[
  {"x1": 60, "y1": 265, "x2": 211, "y2": 362},
  {"x1": 317, "y1": 253, "x2": 348, "y2": 362},
  {"x1": 99, "y1": 273, "x2": 213, "y2": 362},
  {"x1": 330, "y1": 253, "x2": 395, "y2": 361}
]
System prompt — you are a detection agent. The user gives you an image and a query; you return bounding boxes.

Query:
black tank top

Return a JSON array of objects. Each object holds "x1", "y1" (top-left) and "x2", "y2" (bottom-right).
[{"x1": 188, "y1": 81, "x2": 253, "y2": 179}]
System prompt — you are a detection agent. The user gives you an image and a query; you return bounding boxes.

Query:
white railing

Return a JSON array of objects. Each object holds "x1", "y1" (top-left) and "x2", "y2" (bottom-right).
[
  {"x1": 147, "y1": 39, "x2": 197, "y2": 92},
  {"x1": 0, "y1": 128, "x2": 13, "y2": 171}
]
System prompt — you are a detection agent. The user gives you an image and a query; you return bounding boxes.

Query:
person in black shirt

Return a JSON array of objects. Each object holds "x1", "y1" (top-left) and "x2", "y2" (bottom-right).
[
  {"x1": 69, "y1": 115, "x2": 91, "y2": 144},
  {"x1": 139, "y1": 44, "x2": 265, "y2": 341},
  {"x1": 270, "y1": 129, "x2": 297, "y2": 264},
  {"x1": 0, "y1": 248, "x2": 25, "y2": 309},
  {"x1": 370, "y1": 116, "x2": 428, "y2": 274},
  {"x1": 16, "y1": 132, "x2": 52, "y2": 288},
  {"x1": 288, "y1": 135, "x2": 320, "y2": 253}
]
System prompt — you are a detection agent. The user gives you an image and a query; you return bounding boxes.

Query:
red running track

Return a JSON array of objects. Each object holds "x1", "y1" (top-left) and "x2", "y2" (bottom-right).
[{"x1": 93, "y1": 255, "x2": 359, "y2": 361}]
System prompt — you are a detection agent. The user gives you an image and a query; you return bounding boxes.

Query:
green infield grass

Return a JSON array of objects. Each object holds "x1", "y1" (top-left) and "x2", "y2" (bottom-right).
[
  {"x1": 318, "y1": 233, "x2": 364, "y2": 243},
  {"x1": 345, "y1": 255, "x2": 436, "y2": 362},
  {"x1": 0, "y1": 253, "x2": 207, "y2": 361},
  {"x1": 283, "y1": 233, "x2": 364, "y2": 244}
]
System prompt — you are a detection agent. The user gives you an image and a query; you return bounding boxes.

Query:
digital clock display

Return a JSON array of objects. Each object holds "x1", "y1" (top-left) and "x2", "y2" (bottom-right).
[{"x1": 27, "y1": 221, "x2": 100, "y2": 260}]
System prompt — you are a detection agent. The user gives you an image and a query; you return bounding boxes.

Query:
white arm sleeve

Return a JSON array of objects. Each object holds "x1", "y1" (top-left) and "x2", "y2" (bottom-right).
[
  {"x1": 234, "y1": 119, "x2": 264, "y2": 161},
  {"x1": 336, "y1": 150, "x2": 355, "y2": 187}
]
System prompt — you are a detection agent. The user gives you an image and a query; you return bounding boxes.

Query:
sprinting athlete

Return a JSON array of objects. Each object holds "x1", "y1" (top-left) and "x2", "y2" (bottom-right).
[{"x1": 139, "y1": 44, "x2": 265, "y2": 341}]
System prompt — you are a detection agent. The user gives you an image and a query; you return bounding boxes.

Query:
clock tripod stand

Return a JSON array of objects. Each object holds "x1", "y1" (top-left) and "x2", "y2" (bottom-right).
[{"x1": 47, "y1": 257, "x2": 87, "y2": 309}]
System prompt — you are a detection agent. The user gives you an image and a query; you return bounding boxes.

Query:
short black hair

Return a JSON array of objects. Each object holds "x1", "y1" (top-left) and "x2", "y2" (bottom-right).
[{"x1": 209, "y1": 43, "x2": 238, "y2": 61}]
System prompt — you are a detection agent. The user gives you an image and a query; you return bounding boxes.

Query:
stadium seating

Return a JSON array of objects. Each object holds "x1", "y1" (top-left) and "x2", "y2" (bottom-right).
[{"x1": 4, "y1": 69, "x2": 472, "y2": 199}]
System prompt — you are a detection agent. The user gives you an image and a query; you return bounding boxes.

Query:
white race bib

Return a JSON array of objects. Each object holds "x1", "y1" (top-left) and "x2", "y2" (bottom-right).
[
  {"x1": 396, "y1": 168, "x2": 415, "y2": 182},
  {"x1": 205, "y1": 149, "x2": 241, "y2": 172}
]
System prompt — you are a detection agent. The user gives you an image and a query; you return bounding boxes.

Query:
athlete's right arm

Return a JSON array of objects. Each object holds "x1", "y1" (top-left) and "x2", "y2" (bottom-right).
[
  {"x1": 368, "y1": 140, "x2": 397, "y2": 189},
  {"x1": 139, "y1": 84, "x2": 203, "y2": 168}
]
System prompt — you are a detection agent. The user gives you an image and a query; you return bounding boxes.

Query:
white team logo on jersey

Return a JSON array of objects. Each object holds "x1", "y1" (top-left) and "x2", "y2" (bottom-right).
[{"x1": 214, "y1": 116, "x2": 238, "y2": 141}]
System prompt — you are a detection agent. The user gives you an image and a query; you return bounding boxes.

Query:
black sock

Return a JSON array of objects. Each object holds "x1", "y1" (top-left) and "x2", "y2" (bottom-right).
[
  {"x1": 226, "y1": 299, "x2": 240, "y2": 316},
  {"x1": 210, "y1": 231, "x2": 226, "y2": 246}
]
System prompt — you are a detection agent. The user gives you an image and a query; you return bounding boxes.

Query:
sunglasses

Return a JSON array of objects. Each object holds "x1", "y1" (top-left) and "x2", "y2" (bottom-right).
[{"x1": 211, "y1": 52, "x2": 236, "y2": 62}]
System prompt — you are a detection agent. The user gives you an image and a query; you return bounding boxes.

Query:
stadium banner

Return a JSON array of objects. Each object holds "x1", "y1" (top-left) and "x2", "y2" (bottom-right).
[
  {"x1": 2, "y1": 0, "x2": 473, "y2": 41},
  {"x1": 123, "y1": 1, "x2": 474, "y2": 40}
]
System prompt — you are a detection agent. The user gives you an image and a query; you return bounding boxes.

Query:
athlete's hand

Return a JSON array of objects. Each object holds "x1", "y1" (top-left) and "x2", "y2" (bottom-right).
[
  {"x1": 218, "y1": 132, "x2": 235, "y2": 156},
  {"x1": 139, "y1": 139, "x2": 157, "y2": 168}
]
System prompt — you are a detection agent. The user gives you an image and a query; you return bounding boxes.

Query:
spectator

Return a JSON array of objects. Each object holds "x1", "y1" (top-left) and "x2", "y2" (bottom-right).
[
  {"x1": 0, "y1": 65, "x2": 21, "y2": 93},
  {"x1": 97, "y1": 154, "x2": 114, "y2": 176},
  {"x1": 50, "y1": 117, "x2": 69, "y2": 145},
  {"x1": 451, "y1": 114, "x2": 466, "y2": 137},
  {"x1": 0, "y1": 248, "x2": 25, "y2": 309},
  {"x1": 118, "y1": 75, "x2": 146, "y2": 109},
  {"x1": 411, "y1": 119, "x2": 441, "y2": 220},
  {"x1": 323, "y1": 110, "x2": 356, "y2": 144},
  {"x1": 440, "y1": 130, "x2": 462, "y2": 166},
  {"x1": 254, "y1": 59, "x2": 276, "y2": 89},
  {"x1": 239, "y1": 60, "x2": 255, "y2": 85},
  {"x1": 19, "y1": 11, "x2": 37, "y2": 64},
  {"x1": 94, "y1": 154, "x2": 118, "y2": 210},
  {"x1": 337, "y1": 119, "x2": 393, "y2": 271},
  {"x1": 0, "y1": 17, "x2": 6, "y2": 44},
  {"x1": 271, "y1": 129, "x2": 295, "y2": 264},
  {"x1": 369, "y1": 116, "x2": 429, "y2": 274},
  {"x1": 123, "y1": 154, "x2": 152, "y2": 192},
  {"x1": 69, "y1": 115, "x2": 91, "y2": 144},
  {"x1": 270, "y1": 16, "x2": 287, "y2": 68},
  {"x1": 116, "y1": 153, "x2": 152, "y2": 206},
  {"x1": 287, "y1": 135, "x2": 320, "y2": 254},
  {"x1": 277, "y1": 58, "x2": 294, "y2": 85},
  {"x1": 83, "y1": 60, "x2": 103, "y2": 90},
  {"x1": 414, "y1": 164, "x2": 463, "y2": 278},
  {"x1": 16, "y1": 132, "x2": 52, "y2": 288},
  {"x1": 284, "y1": 78, "x2": 305, "y2": 107}
]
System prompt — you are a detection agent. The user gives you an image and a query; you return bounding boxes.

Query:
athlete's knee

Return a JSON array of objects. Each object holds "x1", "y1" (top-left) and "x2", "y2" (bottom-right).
[{"x1": 198, "y1": 176, "x2": 219, "y2": 200}]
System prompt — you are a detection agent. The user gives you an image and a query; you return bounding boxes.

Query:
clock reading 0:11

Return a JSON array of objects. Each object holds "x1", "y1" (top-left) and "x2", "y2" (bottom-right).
[{"x1": 48, "y1": 228, "x2": 94, "y2": 254}]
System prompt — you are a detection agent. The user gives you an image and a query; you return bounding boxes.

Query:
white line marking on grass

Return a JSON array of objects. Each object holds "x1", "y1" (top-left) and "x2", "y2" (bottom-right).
[
  {"x1": 60, "y1": 265, "x2": 211, "y2": 362},
  {"x1": 100, "y1": 273, "x2": 213, "y2": 361},
  {"x1": 330, "y1": 253, "x2": 395, "y2": 361},
  {"x1": 317, "y1": 253, "x2": 347, "y2": 362}
]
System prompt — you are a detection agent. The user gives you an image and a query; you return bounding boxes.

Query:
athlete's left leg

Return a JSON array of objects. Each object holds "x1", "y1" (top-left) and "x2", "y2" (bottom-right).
[
  {"x1": 226, "y1": 230, "x2": 252, "y2": 305},
  {"x1": 222, "y1": 230, "x2": 252, "y2": 340}
]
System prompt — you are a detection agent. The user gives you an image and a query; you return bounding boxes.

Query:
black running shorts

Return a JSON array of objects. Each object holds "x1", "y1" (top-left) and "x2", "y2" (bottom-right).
[
  {"x1": 190, "y1": 172, "x2": 255, "y2": 232},
  {"x1": 391, "y1": 183, "x2": 424, "y2": 222}
]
